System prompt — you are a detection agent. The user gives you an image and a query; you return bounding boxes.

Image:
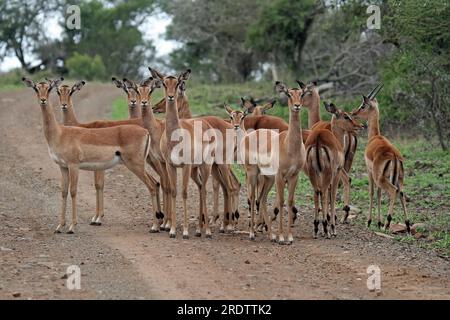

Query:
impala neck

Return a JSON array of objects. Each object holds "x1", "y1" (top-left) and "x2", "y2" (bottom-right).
[
  {"x1": 129, "y1": 105, "x2": 141, "y2": 119},
  {"x1": 141, "y1": 104, "x2": 161, "y2": 137},
  {"x1": 330, "y1": 117, "x2": 345, "y2": 148},
  {"x1": 62, "y1": 98, "x2": 80, "y2": 126},
  {"x1": 367, "y1": 107, "x2": 381, "y2": 139},
  {"x1": 40, "y1": 101, "x2": 61, "y2": 145},
  {"x1": 287, "y1": 108, "x2": 302, "y2": 150},
  {"x1": 178, "y1": 93, "x2": 192, "y2": 119},
  {"x1": 308, "y1": 92, "x2": 321, "y2": 128},
  {"x1": 165, "y1": 99, "x2": 181, "y2": 141}
]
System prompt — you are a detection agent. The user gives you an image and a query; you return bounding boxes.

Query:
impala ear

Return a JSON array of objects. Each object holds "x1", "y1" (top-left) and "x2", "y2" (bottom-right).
[
  {"x1": 148, "y1": 67, "x2": 165, "y2": 80},
  {"x1": 48, "y1": 77, "x2": 63, "y2": 91},
  {"x1": 240, "y1": 97, "x2": 256, "y2": 111},
  {"x1": 152, "y1": 78, "x2": 162, "y2": 90},
  {"x1": 178, "y1": 68, "x2": 191, "y2": 82},
  {"x1": 262, "y1": 99, "x2": 276, "y2": 111},
  {"x1": 275, "y1": 81, "x2": 288, "y2": 95},
  {"x1": 178, "y1": 80, "x2": 186, "y2": 93},
  {"x1": 296, "y1": 80, "x2": 306, "y2": 90},
  {"x1": 140, "y1": 76, "x2": 153, "y2": 87},
  {"x1": 22, "y1": 77, "x2": 36, "y2": 89},
  {"x1": 224, "y1": 103, "x2": 233, "y2": 116},
  {"x1": 324, "y1": 101, "x2": 338, "y2": 114},
  {"x1": 112, "y1": 77, "x2": 128, "y2": 93},
  {"x1": 123, "y1": 78, "x2": 138, "y2": 92},
  {"x1": 362, "y1": 95, "x2": 370, "y2": 104},
  {"x1": 309, "y1": 80, "x2": 318, "y2": 87},
  {"x1": 70, "y1": 80, "x2": 86, "y2": 95}
]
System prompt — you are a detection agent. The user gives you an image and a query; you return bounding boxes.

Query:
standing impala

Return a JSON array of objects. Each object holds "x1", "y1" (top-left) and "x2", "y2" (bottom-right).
[
  {"x1": 23, "y1": 77, "x2": 156, "y2": 234},
  {"x1": 151, "y1": 77, "x2": 241, "y2": 233},
  {"x1": 351, "y1": 84, "x2": 410, "y2": 233},
  {"x1": 149, "y1": 68, "x2": 218, "y2": 239},
  {"x1": 56, "y1": 80, "x2": 161, "y2": 228},
  {"x1": 238, "y1": 81, "x2": 306, "y2": 243},
  {"x1": 305, "y1": 102, "x2": 363, "y2": 238}
]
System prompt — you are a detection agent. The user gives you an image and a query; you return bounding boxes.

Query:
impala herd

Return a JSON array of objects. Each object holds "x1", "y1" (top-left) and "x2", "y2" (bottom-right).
[{"x1": 22, "y1": 68, "x2": 411, "y2": 244}]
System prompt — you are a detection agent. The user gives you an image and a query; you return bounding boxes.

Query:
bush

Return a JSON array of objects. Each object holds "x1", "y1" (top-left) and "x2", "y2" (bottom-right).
[{"x1": 66, "y1": 52, "x2": 107, "y2": 81}]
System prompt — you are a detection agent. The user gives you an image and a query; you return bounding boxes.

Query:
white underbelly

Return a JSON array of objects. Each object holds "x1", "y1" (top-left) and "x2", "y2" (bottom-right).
[{"x1": 79, "y1": 154, "x2": 122, "y2": 171}]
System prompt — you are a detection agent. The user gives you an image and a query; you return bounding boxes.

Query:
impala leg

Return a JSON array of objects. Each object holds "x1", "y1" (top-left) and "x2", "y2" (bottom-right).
[
  {"x1": 200, "y1": 165, "x2": 212, "y2": 238},
  {"x1": 217, "y1": 164, "x2": 235, "y2": 233},
  {"x1": 56, "y1": 166, "x2": 69, "y2": 233},
  {"x1": 246, "y1": 168, "x2": 257, "y2": 240},
  {"x1": 330, "y1": 174, "x2": 339, "y2": 237},
  {"x1": 275, "y1": 175, "x2": 285, "y2": 245},
  {"x1": 313, "y1": 191, "x2": 320, "y2": 239},
  {"x1": 230, "y1": 170, "x2": 241, "y2": 230},
  {"x1": 259, "y1": 175, "x2": 275, "y2": 240},
  {"x1": 376, "y1": 187, "x2": 382, "y2": 229},
  {"x1": 399, "y1": 190, "x2": 410, "y2": 234},
  {"x1": 67, "y1": 165, "x2": 79, "y2": 234},
  {"x1": 91, "y1": 171, "x2": 104, "y2": 226},
  {"x1": 182, "y1": 165, "x2": 191, "y2": 239},
  {"x1": 339, "y1": 169, "x2": 351, "y2": 224},
  {"x1": 165, "y1": 164, "x2": 178, "y2": 238},
  {"x1": 367, "y1": 173, "x2": 374, "y2": 228},
  {"x1": 212, "y1": 175, "x2": 221, "y2": 226},
  {"x1": 321, "y1": 188, "x2": 330, "y2": 238},
  {"x1": 286, "y1": 174, "x2": 299, "y2": 244},
  {"x1": 379, "y1": 179, "x2": 398, "y2": 231},
  {"x1": 190, "y1": 167, "x2": 203, "y2": 237}
]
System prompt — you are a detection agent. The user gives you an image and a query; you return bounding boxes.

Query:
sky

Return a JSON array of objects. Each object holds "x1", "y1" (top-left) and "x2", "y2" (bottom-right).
[{"x1": 0, "y1": 12, "x2": 177, "y2": 72}]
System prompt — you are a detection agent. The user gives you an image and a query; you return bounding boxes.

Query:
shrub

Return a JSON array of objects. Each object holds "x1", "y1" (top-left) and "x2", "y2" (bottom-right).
[{"x1": 66, "y1": 52, "x2": 107, "y2": 81}]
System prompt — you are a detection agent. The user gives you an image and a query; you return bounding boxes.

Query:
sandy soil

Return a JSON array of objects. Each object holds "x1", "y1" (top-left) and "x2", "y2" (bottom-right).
[{"x1": 0, "y1": 85, "x2": 448, "y2": 300}]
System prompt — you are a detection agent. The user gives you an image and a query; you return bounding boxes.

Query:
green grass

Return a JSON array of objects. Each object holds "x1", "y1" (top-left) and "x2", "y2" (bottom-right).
[{"x1": 111, "y1": 82, "x2": 449, "y2": 257}]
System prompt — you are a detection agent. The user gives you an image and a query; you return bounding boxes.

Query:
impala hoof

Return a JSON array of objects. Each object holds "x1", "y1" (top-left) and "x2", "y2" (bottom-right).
[
  {"x1": 219, "y1": 229, "x2": 225, "y2": 234},
  {"x1": 205, "y1": 234, "x2": 212, "y2": 239},
  {"x1": 149, "y1": 229, "x2": 159, "y2": 233},
  {"x1": 182, "y1": 235, "x2": 189, "y2": 240},
  {"x1": 67, "y1": 230, "x2": 74, "y2": 234},
  {"x1": 195, "y1": 232, "x2": 201, "y2": 237},
  {"x1": 169, "y1": 233, "x2": 176, "y2": 239}
]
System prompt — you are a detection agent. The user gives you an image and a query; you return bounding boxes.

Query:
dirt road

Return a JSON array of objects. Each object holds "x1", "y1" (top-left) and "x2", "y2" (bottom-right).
[{"x1": 0, "y1": 85, "x2": 448, "y2": 299}]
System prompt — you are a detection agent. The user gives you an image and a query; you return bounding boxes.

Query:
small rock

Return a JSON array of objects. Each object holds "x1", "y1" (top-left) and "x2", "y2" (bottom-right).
[
  {"x1": 61, "y1": 274, "x2": 68, "y2": 279},
  {"x1": 244, "y1": 260, "x2": 250, "y2": 264},
  {"x1": 0, "y1": 246, "x2": 13, "y2": 252},
  {"x1": 12, "y1": 292, "x2": 21, "y2": 298}
]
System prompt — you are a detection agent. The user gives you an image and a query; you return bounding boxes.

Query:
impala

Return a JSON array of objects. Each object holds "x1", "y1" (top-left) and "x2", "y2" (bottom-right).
[
  {"x1": 23, "y1": 77, "x2": 156, "y2": 234},
  {"x1": 305, "y1": 102, "x2": 363, "y2": 238},
  {"x1": 151, "y1": 76, "x2": 241, "y2": 233},
  {"x1": 149, "y1": 67, "x2": 218, "y2": 239},
  {"x1": 351, "y1": 84, "x2": 410, "y2": 233},
  {"x1": 56, "y1": 80, "x2": 162, "y2": 228},
  {"x1": 301, "y1": 81, "x2": 358, "y2": 222}
]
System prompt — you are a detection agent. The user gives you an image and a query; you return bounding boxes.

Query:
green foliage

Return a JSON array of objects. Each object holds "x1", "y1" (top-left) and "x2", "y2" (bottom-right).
[
  {"x1": 62, "y1": 0, "x2": 155, "y2": 78},
  {"x1": 66, "y1": 52, "x2": 107, "y2": 81},
  {"x1": 247, "y1": 0, "x2": 317, "y2": 72},
  {"x1": 379, "y1": 0, "x2": 450, "y2": 150}
]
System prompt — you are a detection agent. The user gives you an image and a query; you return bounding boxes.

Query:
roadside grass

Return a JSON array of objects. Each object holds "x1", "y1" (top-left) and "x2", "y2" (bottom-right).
[{"x1": 111, "y1": 83, "x2": 449, "y2": 257}]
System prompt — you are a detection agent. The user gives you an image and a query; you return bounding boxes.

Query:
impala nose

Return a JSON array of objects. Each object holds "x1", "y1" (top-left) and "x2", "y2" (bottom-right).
[
  {"x1": 130, "y1": 100, "x2": 137, "y2": 106},
  {"x1": 141, "y1": 101, "x2": 148, "y2": 107},
  {"x1": 168, "y1": 95, "x2": 175, "y2": 101},
  {"x1": 61, "y1": 104, "x2": 68, "y2": 110},
  {"x1": 294, "y1": 104, "x2": 301, "y2": 111},
  {"x1": 234, "y1": 125, "x2": 240, "y2": 130},
  {"x1": 40, "y1": 98, "x2": 47, "y2": 105}
]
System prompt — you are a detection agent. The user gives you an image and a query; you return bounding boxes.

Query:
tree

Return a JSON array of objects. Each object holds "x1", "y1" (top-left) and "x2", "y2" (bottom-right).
[
  {"x1": 62, "y1": 0, "x2": 156, "y2": 78},
  {"x1": 0, "y1": 0, "x2": 58, "y2": 73},
  {"x1": 161, "y1": 0, "x2": 261, "y2": 82},
  {"x1": 247, "y1": 0, "x2": 323, "y2": 77},
  {"x1": 381, "y1": 0, "x2": 450, "y2": 150}
]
